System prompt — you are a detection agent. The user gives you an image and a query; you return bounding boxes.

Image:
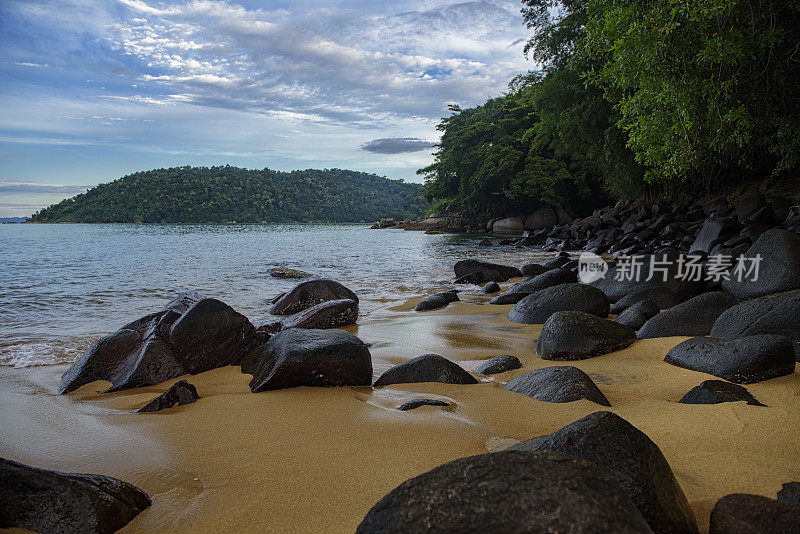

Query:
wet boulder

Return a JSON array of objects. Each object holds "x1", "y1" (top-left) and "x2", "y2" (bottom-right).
[
  {"x1": 269, "y1": 278, "x2": 358, "y2": 315},
  {"x1": 721, "y1": 229, "x2": 800, "y2": 299},
  {"x1": 711, "y1": 289, "x2": 800, "y2": 360},
  {"x1": 678, "y1": 380, "x2": 765, "y2": 406},
  {"x1": 507, "y1": 283, "x2": 610, "y2": 324},
  {"x1": 489, "y1": 268, "x2": 576, "y2": 305},
  {"x1": 510, "y1": 411, "x2": 697, "y2": 534},
  {"x1": 414, "y1": 291, "x2": 458, "y2": 312},
  {"x1": 537, "y1": 311, "x2": 636, "y2": 360},
  {"x1": 356, "y1": 450, "x2": 651, "y2": 533},
  {"x1": 398, "y1": 399, "x2": 450, "y2": 411},
  {"x1": 664, "y1": 335, "x2": 795, "y2": 384},
  {"x1": 710, "y1": 493, "x2": 800, "y2": 534},
  {"x1": 243, "y1": 328, "x2": 372, "y2": 392},
  {"x1": 480, "y1": 281, "x2": 500, "y2": 293},
  {"x1": 610, "y1": 286, "x2": 680, "y2": 314},
  {"x1": 268, "y1": 267, "x2": 311, "y2": 279},
  {"x1": 778, "y1": 482, "x2": 800, "y2": 507},
  {"x1": 520, "y1": 263, "x2": 552, "y2": 277},
  {"x1": 453, "y1": 259, "x2": 522, "y2": 283},
  {"x1": 476, "y1": 354, "x2": 522, "y2": 375},
  {"x1": 277, "y1": 298, "x2": 358, "y2": 329},
  {"x1": 374, "y1": 354, "x2": 478, "y2": 387},
  {"x1": 690, "y1": 217, "x2": 739, "y2": 253},
  {"x1": 138, "y1": 379, "x2": 200, "y2": 412},
  {"x1": 0, "y1": 457, "x2": 151, "y2": 534},
  {"x1": 503, "y1": 366, "x2": 611, "y2": 406},
  {"x1": 637, "y1": 292, "x2": 738, "y2": 339},
  {"x1": 615, "y1": 300, "x2": 660, "y2": 330}
]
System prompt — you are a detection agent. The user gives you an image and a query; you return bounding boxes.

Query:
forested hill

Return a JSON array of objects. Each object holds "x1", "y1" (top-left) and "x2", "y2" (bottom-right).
[{"x1": 30, "y1": 166, "x2": 430, "y2": 223}]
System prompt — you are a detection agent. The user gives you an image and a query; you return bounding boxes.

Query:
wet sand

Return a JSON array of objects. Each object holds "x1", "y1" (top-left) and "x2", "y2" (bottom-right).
[{"x1": 1, "y1": 282, "x2": 799, "y2": 532}]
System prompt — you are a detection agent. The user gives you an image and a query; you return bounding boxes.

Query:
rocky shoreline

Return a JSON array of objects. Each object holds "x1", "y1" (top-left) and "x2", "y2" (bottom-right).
[{"x1": 2, "y1": 191, "x2": 800, "y2": 531}]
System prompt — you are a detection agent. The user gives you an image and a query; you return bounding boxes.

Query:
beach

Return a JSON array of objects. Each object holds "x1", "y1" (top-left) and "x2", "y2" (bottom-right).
[{"x1": 2, "y1": 283, "x2": 798, "y2": 532}]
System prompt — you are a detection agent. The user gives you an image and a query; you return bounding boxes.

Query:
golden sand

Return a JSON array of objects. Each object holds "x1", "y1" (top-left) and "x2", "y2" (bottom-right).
[{"x1": 1, "y1": 283, "x2": 799, "y2": 532}]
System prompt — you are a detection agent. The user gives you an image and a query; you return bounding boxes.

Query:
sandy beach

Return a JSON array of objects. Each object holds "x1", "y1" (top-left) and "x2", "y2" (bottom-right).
[{"x1": 1, "y1": 280, "x2": 799, "y2": 533}]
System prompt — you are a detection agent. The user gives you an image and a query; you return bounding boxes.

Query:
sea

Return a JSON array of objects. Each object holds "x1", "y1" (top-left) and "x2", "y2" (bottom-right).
[{"x1": 1, "y1": 223, "x2": 552, "y2": 368}]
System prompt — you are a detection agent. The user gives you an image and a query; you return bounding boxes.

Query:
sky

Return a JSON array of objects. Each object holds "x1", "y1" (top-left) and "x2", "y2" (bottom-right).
[{"x1": 0, "y1": 0, "x2": 532, "y2": 217}]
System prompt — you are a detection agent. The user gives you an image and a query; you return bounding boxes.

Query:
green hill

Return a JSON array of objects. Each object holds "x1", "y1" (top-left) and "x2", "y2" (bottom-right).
[{"x1": 30, "y1": 166, "x2": 429, "y2": 223}]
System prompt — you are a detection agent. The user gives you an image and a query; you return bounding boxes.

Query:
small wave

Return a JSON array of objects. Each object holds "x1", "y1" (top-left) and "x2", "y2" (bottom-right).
[{"x1": 0, "y1": 340, "x2": 86, "y2": 368}]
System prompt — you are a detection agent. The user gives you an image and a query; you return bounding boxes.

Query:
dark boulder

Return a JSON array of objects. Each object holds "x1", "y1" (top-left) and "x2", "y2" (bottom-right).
[
  {"x1": 476, "y1": 354, "x2": 522, "y2": 374},
  {"x1": 537, "y1": 311, "x2": 636, "y2": 360},
  {"x1": 678, "y1": 380, "x2": 765, "y2": 406},
  {"x1": 710, "y1": 493, "x2": 800, "y2": 534},
  {"x1": 520, "y1": 263, "x2": 552, "y2": 277},
  {"x1": 721, "y1": 229, "x2": 800, "y2": 299},
  {"x1": 480, "y1": 281, "x2": 500, "y2": 293},
  {"x1": 616, "y1": 300, "x2": 660, "y2": 330},
  {"x1": 453, "y1": 259, "x2": 522, "y2": 283},
  {"x1": 169, "y1": 298, "x2": 255, "y2": 374},
  {"x1": 268, "y1": 267, "x2": 311, "y2": 279},
  {"x1": 611, "y1": 286, "x2": 681, "y2": 314},
  {"x1": 269, "y1": 278, "x2": 358, "y2": 315},
  {"x1": 510, "y1": 411, "x2": 697, "y2": 534},
  {"x1": 711, "y1": 289, "x2": 800, "y2": 360},
  {"x1": 778, "y1": 482, "x2": 800, "y2": 507},
  {"x1": 356, "y1": 450, "x2": 651, "y2": 534},
  {"x1": 490, "y1": 268, "x2": 576, "y2": 305},
  {"x1": 398, "y1": 399, "x2": 450, "y2": 411},
  {"x1": 503, "y1": 366, "x2": 611, "y2": 406},
  {"x1": 243, "y1": 328, "x2": 372, "y2": 392},
  {"x1": 664, "y1": 335, "x2": 795, "y2": 384},
  {"x1": 690, "y1": 217, "x2": 739, "y2": 253},
  {"x1": 373, "y1": 354, "x2": 478, "y2": 387},
  {"x1": 507, "y1": 283, "x2": 610, "y2": 324},
  {"x1": 277, "y1": 298, "x2": 358, "y2": 329},
  {"x1": 0, "y1": 457, "x2": 151, "y2": 534},
  {"x1": 138, "y1": 379, "x2": 199, "y2": 412},
  {"x1": 637, "y1": 292, "x2": 738, "y2": 339},
  {"x1": 736, "y1": 193, "x2": 767, "y2": 222},
  {"x1": 414, "y1": 292, "x2": 458, "y2": 312}
]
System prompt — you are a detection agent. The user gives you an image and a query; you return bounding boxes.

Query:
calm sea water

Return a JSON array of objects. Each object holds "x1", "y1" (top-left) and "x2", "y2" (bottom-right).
[{"x1": 1, "y1": 223, "x2": 551, "y2": 367}]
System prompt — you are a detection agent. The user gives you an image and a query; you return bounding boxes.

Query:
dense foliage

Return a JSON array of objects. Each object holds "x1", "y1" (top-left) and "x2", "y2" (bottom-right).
[
  {"x1": 422, "y1": 0, "x2": 800, "y2": 216},
  {"x1": 30, "y1": 166, "x2": 429, "y2": 223}
]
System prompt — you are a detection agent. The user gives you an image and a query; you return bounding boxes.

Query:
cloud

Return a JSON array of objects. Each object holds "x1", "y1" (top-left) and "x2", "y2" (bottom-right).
[
  {"x1": 360, "y1": 137, "x2": 435, "y2": 154},
  {"x1": 14, "y1": 61, "x2": 48, "y2": 68},
  {"x1": 0, "y1": 181, "x2": 91, "y2": 194}
]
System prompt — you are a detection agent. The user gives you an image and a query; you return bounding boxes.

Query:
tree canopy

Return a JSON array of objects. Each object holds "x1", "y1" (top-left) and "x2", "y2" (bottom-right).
[{"x1": 30, "y1": 166, "x2": 429, "y2": 223}]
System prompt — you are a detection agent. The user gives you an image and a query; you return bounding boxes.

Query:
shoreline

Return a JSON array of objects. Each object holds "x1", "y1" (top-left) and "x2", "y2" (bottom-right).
[{"x1": 1, "y1": 280, "x2": 798, "y2": 532}]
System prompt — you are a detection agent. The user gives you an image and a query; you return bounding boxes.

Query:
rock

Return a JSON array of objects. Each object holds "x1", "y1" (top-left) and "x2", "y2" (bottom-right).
[
  {"x1": 414, "y1": 293, "x2": 452, "y2": 311},
  {"x1": 356, "y1": 450, "x2": 651, "y2": 534},
  {"x1": 268, "y1": 267, "x2": 311, "y2": 279},
  {"x1": 710, "y1": 493, "x2": 800, "y2": 534},
  {"x1": 510, "y1": 411, "x2": 697, "y2": 534},
  {"x1": 736, "y1": 193, "x2": 767, "y2": 222},
  {"x1": 476, "y1": 238, "x2": 493, "y2": 246},
  {"x1": 525, "y1": 207, "x2": 557, "y2": 230},
  {"x1": 711, "y1": 289, "x2": 800, "y2": 360},
  {"x1": 269, "y1": 278, "x2": 358, "y2": 315},
  {"x1": 479, "y1": 281, "x2": 500, "y2": 293},
  {"x1": 476, "y1": 354, "x2": 522, "y2": 374},
  {"x1": 637, "y1": 292, "x2": 738, "y2": 339},
  {"x1": 664, "y1": 334, "x2": 795, "y2": 384},
  {"x1": 138, "y1": 380, "x2": 199, "y2": 412},
  {"x1": 690, "y1": 217, "x2": 739, "y2": 253},
  {"x1": 453, "y1": 259, "x2": 522, "y2": 283},
  {"x1": 778, "y1": 482, "x2": 800, "y2": 507},
  {"x1": 556, "y1": 206, "x2": 572, "y2": 224},
  {"x1": 503, "y1": 366, "x2": 611, "y2": 406},
  {"x1": 398, "y1": 399, "x2": 450, "y2": 411},
  {"x1": 615, "y1": 300, "x2": 660, "y2": 330},
  {"x1": 374, "y1": 354, "x2": 477, "y2": 387},
  {"x1": 243, "y1": 328, "x2": 372, "y2": 392},
  {"x1": 60, "y1": 293, "x2": 257, "y2": 395},
  {"x1": 168, "y1": 298, "x2": 256, "y2": 374},
  {"x1": 705, "y1": 197, "x2": 729, "y2": 216},
  {"x1": 277, "y1": 298, "x2": 358, "y2": 329},
  {"x1": 507, "y1": 283, "x2": 610, "y2": 324},
  {"x1": 520, "y1": 263, "x2": 552, "y2": 277},
  {"x1": 489, "y1": 268, "x2": 577, "y2": 304},
  {"x1": 538, "y1": 256, "x2": 571, "y2": 269},
  {"x1": 610, "y1": 286, "x2": 681, "y2": 314},
  {"x1": 0, "y1": 457, "x2": 151, "y2": 534},
  {"x1": 678, "y1": 380, "x2": 765, "y2": 406},
  {"x1": 537, "y1": 311, "x2": 636, "y2": 360},
  {"x1": 492, "y1": 216, "x2": 524, "y2": 234},
  {"x1": 721, "y1": 229, "x2": 800, "y2": 299}
]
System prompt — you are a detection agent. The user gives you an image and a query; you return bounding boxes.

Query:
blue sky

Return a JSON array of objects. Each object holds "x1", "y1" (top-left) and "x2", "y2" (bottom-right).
[{"x1": 0, "y1": 0, "x2": 531, "y2": 217}]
